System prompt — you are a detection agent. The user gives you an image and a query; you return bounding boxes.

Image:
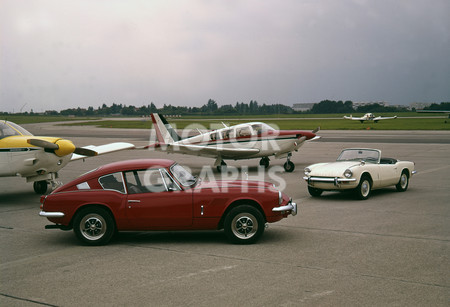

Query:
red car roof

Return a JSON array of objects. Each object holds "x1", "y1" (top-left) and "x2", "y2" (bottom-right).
[
  {"x1": 51, "y1": 159, "x2": 177, "y2": 194},
  {"x1": 96, "y1": 159, "x2": 176, "y2": 174}
]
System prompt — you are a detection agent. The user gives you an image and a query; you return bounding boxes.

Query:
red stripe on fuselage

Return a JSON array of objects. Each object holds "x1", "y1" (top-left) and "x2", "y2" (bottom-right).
[{"x1": 179, "y1": 130, "x2": 315, "y2": 146}]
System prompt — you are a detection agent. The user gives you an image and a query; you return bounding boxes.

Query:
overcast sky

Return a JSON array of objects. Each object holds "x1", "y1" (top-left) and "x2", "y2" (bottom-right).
[{"x1": 1, "y1": 0, "x2": 449, "y2": 113}]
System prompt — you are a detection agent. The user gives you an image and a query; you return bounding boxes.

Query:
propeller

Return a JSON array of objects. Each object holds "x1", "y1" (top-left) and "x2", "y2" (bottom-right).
[
  {"x1": 27, "y1": 138, "x2": 97, "y2": 157},
  {"x1": 73, "y1": 147, "x2": 97, "y2": 157},
  {"x1": 27, "y1": 139, "x2": 59, "y2": 150},
  {"x1": 312, "y1": 127, "x2": 320, "y2": 134}
]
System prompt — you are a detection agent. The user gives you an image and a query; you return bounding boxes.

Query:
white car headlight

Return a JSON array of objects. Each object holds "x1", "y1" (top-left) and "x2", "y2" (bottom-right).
[
  {"x1": 304, "y1": 167, "x2": 311, "y2": 175},
  {"x1": 344, "y1": 169, "x2": 353, "y2": 178}
]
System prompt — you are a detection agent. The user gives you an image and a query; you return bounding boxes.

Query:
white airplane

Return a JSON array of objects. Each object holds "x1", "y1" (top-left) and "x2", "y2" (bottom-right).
[
  {"x1": 0, "y1": 120, "x2": 135, "y2": 194},
  {"x1": 343, "y1": 113, "x2": 397, "y2": 123},
  {"x1": 148, "y1": 113, "x2": 320, "y2": 172}
]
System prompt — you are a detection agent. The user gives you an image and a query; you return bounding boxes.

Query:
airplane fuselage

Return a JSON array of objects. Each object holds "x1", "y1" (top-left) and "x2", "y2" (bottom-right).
[
  {"x1": 0, "y1": 146, "x2": 71, "y2": 180},
  {"x1": 173, "y1": 122, "x2": 315, "y2": 160}
]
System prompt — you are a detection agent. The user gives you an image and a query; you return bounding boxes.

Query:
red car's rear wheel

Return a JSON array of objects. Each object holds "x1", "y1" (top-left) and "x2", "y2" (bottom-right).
[{"x1": 73, "y1": 207, "x2": 115, "y2": 246}]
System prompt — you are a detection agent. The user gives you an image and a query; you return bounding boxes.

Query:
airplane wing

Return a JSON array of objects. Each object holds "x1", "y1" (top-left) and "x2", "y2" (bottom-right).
[
  {"x1": 373, "y1": 116, "x2": 397, "y2": 121},
  {"x1": 343, "y1": 116, "x2": 363, "y2": 121},
  {"x1": 71, "y1": 142, "x2": 135, "y2": 161},
  {"x1": 161, "y1": 143, "x2": 260, "y2": 159}
]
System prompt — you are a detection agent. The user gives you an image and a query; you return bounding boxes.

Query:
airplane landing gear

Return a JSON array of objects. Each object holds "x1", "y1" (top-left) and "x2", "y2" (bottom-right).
[
  {"x1": 283, "y1": 153, "x2": 295, "y2": 172},
  {"x1": 216, "y1": 160, "x2": 227, "y2": 173},
  {"x1": 259, "y1": 157, "x2": 270, "y2": 168},
  {"x1": 33, "y1": 180, "x2": 49, "y2": 194}
]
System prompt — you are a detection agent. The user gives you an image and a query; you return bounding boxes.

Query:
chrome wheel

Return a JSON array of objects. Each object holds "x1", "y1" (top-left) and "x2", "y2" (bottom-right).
[
  {"x1": 224, "y1": 205, "x2": 265, "y2": 244},
  {"x1": 355, "y1": 175, "x2": 371, "y2": 200},
  {"x1": 80, "y1": 213, "x2": 107, "y2": 241},
  {"x1": 360, "y1": 180, "x2": 370, "y2": 197},
  {"x1": 231, "y1": 213, "x2": 258, "y2": 240},
  {"x1": 73, "y1": 207, "x2": 115, "y2": 245},
  {"x1": 400, "y1": 174, "x2": 407, "y2": 188},
  {"x1": 396, "y1": 171, "x2": 409, "y2": 192}
]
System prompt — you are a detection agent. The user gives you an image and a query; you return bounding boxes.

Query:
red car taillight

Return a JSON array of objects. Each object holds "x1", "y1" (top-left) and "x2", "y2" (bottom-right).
[{"x1": 40, "y1": 195, "x2": 47, "y2": 204}]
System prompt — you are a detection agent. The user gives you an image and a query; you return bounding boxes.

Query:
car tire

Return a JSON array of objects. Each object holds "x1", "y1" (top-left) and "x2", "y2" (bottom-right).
[
  {"x1": 224, "y1": 205, "x2": 265, "y2": 244},
  {"x1": 396, "y1": 170, "x2": 409, "y2": 192},
  {"x1": 355, "y1": 175, "x2": 371, "y2": 200},
  {"x1": 73, "y1": 207, "x2": 115, "y2": 246},
  {"x1": 308, "y1": 186, "x2": 323, "y2": 197}
]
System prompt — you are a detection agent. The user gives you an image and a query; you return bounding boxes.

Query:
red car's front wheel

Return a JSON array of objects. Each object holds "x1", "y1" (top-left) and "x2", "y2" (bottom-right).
[{"x1": 224, "y1": 205, "x2": 265, "y2": 244}]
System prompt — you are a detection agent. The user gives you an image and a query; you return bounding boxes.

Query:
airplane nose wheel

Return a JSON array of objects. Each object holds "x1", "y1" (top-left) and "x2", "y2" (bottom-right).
[
  {"x1": 216, "y1": 160, "x2": 227, "y2": 173},
  {"x1": 283, "y1": 153, "x2": 295, "y2": 172},
  {"x1": 33, "y1": 180, "x2": 49, "y2": 194},
  {"x1": 259, "y1": 157, "x2": 270, "y2": 168}
]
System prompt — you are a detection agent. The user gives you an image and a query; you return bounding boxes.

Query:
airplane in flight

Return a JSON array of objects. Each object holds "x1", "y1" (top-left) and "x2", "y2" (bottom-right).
[
  {"x1": 0, "y1": 120, "x2": 135, "y2": 194},
  {"x1": 148, "y1": 113, "x2": 319, "y2": 172},
  {"x1": 343, "y1": 113, "x2": 397, "y2": 123}
]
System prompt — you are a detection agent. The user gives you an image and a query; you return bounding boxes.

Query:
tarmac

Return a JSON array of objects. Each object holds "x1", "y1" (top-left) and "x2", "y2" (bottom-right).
[{"x1": 0, "y1": 124, "x2": 449, "y2": 306}]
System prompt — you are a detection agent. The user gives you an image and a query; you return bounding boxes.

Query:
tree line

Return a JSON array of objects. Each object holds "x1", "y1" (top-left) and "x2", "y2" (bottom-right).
[{"x1": 3, "y1": 100, "x2": 449, "y2": 116}]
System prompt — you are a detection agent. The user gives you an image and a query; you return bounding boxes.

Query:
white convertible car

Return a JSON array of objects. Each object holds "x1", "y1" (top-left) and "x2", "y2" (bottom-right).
[{"x1": 303, "y1": 148, "x2": 416, "y2": 200}]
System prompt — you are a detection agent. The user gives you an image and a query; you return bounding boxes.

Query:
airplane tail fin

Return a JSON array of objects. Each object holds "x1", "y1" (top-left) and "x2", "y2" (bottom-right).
[{"x1": 150, "y1": 113, "x2": 182, "y2": 144}]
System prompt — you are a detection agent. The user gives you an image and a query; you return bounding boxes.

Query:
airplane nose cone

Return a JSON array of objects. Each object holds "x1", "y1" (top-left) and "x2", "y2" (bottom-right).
[
  {"x1": 54, "y1": 139, "x2": 76, "y2": 157},
  {"x1": 296, "y1": 131, "x2": 316, "y2": 140}
]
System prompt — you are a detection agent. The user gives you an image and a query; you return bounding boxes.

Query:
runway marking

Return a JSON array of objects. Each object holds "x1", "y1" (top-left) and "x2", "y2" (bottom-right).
[
  {"x1": 128, "y1": 244, "x2": 450, "y2": 289},
  {"x1": 415, "y1": 164, "x2": 450, "y2": 175},
  {"x1": 174, "y1": 265, "x2": 237, "y2": 280},
  {"x1": 299, "y1": 290, "x2": 335, "y2": 303},
  {"x1": 274, "y1": 225, "x2": 450, "y2": 243},
  {"x1": 0, "y1": 292, "x2": 57, "y2": 307}
]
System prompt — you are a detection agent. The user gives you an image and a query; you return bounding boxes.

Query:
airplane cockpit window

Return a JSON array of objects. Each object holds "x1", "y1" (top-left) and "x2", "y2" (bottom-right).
[
  {"x1": 222, "y1": 129, "x2": 231, "y2": 139},
  {"x1": 0, "y1": 121, "x2": 33, "y2": 139},
  {"x1": 251, "y1": 123, "x2": 274, "y2": 135},
  {"x1": 236, "y1": 126, "x2": 251, "y2": 137}
]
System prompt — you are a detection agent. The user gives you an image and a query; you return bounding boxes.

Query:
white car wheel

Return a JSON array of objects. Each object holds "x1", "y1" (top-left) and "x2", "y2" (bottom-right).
[
  {"x1": 396, "y1": 171, "x2": 409, "y2": 192},
  {"x1": 355, "y1": 176, "x2": 371, "y2": 200}
]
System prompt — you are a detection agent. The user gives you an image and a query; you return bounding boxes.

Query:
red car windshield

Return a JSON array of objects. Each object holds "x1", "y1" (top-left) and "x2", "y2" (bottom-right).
[{"x1": 170, "y1": 164, "x2": 197, "y2": 187}]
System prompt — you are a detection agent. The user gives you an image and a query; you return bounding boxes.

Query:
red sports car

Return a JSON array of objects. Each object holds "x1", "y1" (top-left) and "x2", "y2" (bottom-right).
[{"x1": 40, "y1": 159, "x2": 297, "y2": 245}]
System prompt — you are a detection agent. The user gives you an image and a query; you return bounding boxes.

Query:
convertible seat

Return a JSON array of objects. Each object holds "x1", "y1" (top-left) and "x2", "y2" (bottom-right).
[{"x1": 380, "y1": 157, "x2": 398, "y2": 164}]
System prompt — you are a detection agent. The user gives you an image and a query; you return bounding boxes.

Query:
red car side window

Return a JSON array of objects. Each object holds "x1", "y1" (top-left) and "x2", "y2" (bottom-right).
[{"x1": 98, "y1": 172, "x2": 125, "y2": 193}]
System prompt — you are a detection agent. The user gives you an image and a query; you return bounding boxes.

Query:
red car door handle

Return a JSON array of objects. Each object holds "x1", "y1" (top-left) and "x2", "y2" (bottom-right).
[{"x1": 128, "y1": 200, "x2": 141, "y2": 203}]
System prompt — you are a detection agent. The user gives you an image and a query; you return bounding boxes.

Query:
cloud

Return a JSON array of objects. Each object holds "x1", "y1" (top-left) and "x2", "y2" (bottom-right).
[{"x1": 1, "y1": 0, "x2": 449, "y2": 113}]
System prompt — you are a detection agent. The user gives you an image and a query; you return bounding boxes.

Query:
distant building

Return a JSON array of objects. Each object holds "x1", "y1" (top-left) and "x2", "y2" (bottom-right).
[
  {"x1": 352, "y1": 101, "x2": 389, "y2": 109},
  {"x1": 410, "y1": 102, "x2": 432, "y2": 110},
  {"x1": 292, "y1": 103, "x2": 315, "y2": 112}
]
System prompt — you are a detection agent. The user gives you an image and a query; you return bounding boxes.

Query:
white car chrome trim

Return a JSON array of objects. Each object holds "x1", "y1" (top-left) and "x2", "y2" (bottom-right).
[{"x1": 303, "y1": 176, "x2": 357, "y2": 185}]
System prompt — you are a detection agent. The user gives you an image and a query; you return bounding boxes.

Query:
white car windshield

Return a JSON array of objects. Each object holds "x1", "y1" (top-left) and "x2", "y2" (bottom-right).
[
  {"x1": 337, "y1": 149, "x2": 380, "y2": 163},
  {"x1": 170, "y1": 164, "x2": 197, "y2": 187}
]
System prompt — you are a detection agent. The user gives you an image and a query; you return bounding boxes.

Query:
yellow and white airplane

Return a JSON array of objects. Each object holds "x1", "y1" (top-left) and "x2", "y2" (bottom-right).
[
  {"x1": 344, "y1": 113, "x2": 397, "y2": 123},
  {"x1": 0, "y1": 120, "x2": 135, "y2": 194}
]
